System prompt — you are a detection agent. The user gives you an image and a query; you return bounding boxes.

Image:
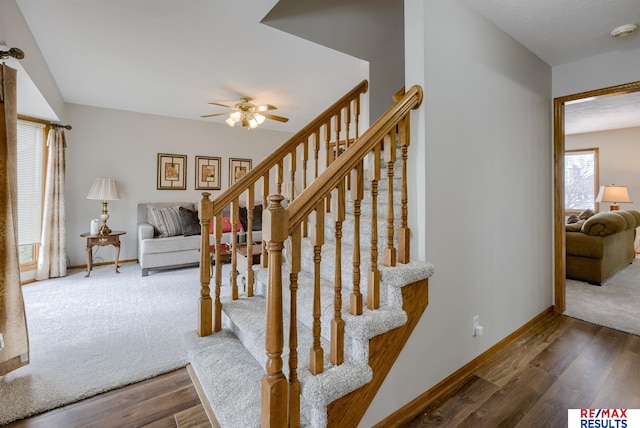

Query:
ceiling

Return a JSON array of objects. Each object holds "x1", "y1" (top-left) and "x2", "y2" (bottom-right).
[{"x1": 8, "y1": 0, "x2": 640, "y2": 134}]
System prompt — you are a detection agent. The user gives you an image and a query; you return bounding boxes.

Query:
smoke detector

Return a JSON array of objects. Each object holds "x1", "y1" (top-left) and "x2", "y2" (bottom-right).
[{"x1": 610, "y1": 24, "x2": 638, "y2": 38}]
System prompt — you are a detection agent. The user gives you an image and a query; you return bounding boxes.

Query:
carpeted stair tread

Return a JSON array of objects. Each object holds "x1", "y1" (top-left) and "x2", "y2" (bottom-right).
[
  {"x1": 184, "y1": 329, "x2": 263, "y2": 428},
  {"x1": 219, "y1": 296, "x2": 373, "y2": 425},
  {"x1": 322, "y1": 212, "x2": 402, "y2": 249}
]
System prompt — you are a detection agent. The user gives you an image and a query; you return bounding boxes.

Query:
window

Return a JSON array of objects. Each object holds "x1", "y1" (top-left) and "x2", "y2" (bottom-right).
[
  {"x1": 565, "y1": 148, "x2": 599, "y2": 213},
  {"x1": 17, "y1": 119, "x2": 46, "y2": 270}
]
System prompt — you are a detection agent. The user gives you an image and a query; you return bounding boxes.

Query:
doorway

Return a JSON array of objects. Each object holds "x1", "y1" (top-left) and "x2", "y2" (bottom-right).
[{"x1": 553, "y1": 80, "x2": 640, "y2": 313}]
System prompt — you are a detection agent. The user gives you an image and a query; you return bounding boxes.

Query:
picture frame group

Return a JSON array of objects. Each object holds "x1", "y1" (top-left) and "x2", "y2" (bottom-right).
[{"x1": 156, "y1": 153, "x2": 252, "y2": 191}]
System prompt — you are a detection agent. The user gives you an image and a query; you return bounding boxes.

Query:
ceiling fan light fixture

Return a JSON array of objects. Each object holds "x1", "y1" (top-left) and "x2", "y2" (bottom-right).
[
  {"x1": 225, "y1": 117, "x2": 236, "y2": 127},
  {"x1": 255, "y1": 113, "x2": 266, "y2": 125},
  {"x1": 610, "y1": 24, "x2": 638, "y2": 38}
]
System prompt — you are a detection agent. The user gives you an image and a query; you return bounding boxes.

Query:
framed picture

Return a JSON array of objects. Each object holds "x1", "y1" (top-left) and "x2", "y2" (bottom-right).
[
  {"x1": 157, "y1": 153, "x2": 187, "y2": 190},
  {"x1": 229, "y1": 158, "x2": 252, "y2": 186},
  {"x1": 195, "y1": 156, "x2": 222, "y2": 190}
]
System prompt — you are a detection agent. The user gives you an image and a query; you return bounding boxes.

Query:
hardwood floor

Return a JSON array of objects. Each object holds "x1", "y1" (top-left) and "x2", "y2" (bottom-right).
[
  {"x1": 402, "y1": 315, "x2": 640, "y2": 427},
  {"x1": 5, "y1": 368, "x2": 210, "y2": 428},
  {"x1": 5, "y1": 315, "x2": 639, "y2": 428}
]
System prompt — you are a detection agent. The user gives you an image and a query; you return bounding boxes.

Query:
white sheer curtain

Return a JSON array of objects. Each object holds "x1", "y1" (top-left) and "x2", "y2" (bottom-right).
[
  {"x1": 0, "y1": 63, "x2": 30, "y2": 376},
  {"x1": 36, "y1": 128, "x2": 67, "y2": 280}
]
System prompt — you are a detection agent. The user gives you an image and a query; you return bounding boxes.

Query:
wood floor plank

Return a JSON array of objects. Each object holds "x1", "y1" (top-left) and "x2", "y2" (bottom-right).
[
  {"x1": 457, "y1": 365, "x2": 557, "y2": 427},
  {"x1": 590, "y1": 349, "x2": 640, "y2": 409},
  {"x1": 475, "y1": 314, "x2": 568, "y2": 387},
  {"x1": 515, "y1": 325, "x2": 628, "y2": 428},
  {"x1": 174, "y1": 405, "x2": 211, "y2": 428},
  {"x1": 403, "y1": 375, "x2": 499, "y2": 427},
  {"x1": 5, "y1": 369, "x2": 201, "y2": 428}
]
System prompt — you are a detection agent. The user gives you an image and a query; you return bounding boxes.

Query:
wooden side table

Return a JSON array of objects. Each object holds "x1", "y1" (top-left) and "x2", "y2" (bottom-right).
[{"x1": 80, "y1": 231, "x2": 126, "y2": 277}]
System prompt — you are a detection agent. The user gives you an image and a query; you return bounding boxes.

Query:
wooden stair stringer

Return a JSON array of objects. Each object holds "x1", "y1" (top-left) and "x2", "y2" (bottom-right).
[{"x1": 326, "y1": 277, "x2": 429, "y2": 427}]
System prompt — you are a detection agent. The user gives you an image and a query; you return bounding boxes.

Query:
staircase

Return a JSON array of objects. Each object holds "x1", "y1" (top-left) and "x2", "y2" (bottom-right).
[{"x1": 185, "y1": 82, "x2": 433, "y2": 427}]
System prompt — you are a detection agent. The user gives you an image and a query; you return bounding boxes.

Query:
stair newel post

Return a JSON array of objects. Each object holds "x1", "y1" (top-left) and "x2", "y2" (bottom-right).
[
  {"x1": 367, "y1": 144, "x2": 381, "y2": 310},
  {"x1": 398, "y1": 118, "x2": 411, "y2": 264},
  {"x1": 213, "y1": 211, "x2": 224, "y2": 331},
  {"x1": 331, "y1": 181, "x2": 346, "y2": 366},
  {"x1": 246, "y1": 187, "x2": 255, "y2": 297},
  {"x1": 383, "y1": 132, "x2": 397, "y2": 267},
  {"x1": 350, "y1": 162, "x2": 364, "y2": 315},
  {"x1": 231, "y1": 198, "x2": 239, "y2": 300},
  {"x1": 198, "y1": 193, "x2": 213, "y2": 337},
  {"x1": 309, "y1": 200, "x2": 325, "y2": 375},
  {"x1": 261, "y1": 173, "x2": 270, "y2": 268},
  {"x1": 288, "y1": 225, "x2": 302, "y2": 428},
  {"x1": 261, "y1": 194, "x2": 289, "y2": 428}
]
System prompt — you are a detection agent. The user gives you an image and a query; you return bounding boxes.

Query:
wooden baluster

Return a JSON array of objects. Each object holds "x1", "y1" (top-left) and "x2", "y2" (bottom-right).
[
  {"x1": 324, "y1": 122, "x2": 331, "y2": 212},
  {"x1": 288, "y1": 225, "x2": 302, "y2": 428},
  {"x1": 398, "y1": 118, "x2": 411, "y2": 264},
  {"x1": 276, "y1": 160, "x2": 284, "y2": 196},
  {"x1": 331, "y1": 181, "x2": 345, "y2": 366},
  {"x1": 368, "y1": 144, "x2": 381, "y2": 310},
  {"x1": 344, "y1": 104, "x2": 352, "y2": 190},
  {"x1": 313, "y1": 131, "x2": 320, "y2": 181},
  {"x1": 262, "y1": 173, "x2": 270, "y2": 268},
  {"x1": 246, "y1": 187, "x2": 255, "y2": 297},
  {"x1": 213, "y1": 211, "x2": 224, "y2": 330},
  {"x1": 198, "y1": 193, "x2": 213, "y2": 336},
  {"x1": 231, "y1": 200, "x2": 239, "y2": 300},
  {"x1": 288, "y1": 148, "x2": 297, "y2": 202},
  {"x1": 350, "y1": 163, "x2": 364, "y2": 316},
  {"x1": 354, "y1": 96, "x2": 360, "y2": 140},
  {"x1": 302, "y1": 139, "x2": 309, "y2": 238},
  {"x1": 334, "y1": 111, "x2": 342, "y2": 158},
  {"x1": 261, "y1": 194, "x2": 288, "y2": 428},
  {"x1": 309, "y1": 200, "x2": 325, "y2": 375},
  {"x1": 383, "y1": 132, "x2": 397, "y2": 267}
]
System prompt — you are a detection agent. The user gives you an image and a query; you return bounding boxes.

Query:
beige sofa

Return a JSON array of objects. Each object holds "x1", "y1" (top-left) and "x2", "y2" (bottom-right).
[
  {"x1": 566, "y1": 209, "x2": 640, "y2": 285},
  {"x1": 137, "y1": 202, "x2": 263, "y2": 276}
]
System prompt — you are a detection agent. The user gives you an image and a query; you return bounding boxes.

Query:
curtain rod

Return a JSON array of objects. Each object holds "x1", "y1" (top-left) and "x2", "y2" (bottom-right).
[
  {"x1": 50, "y1": 123, "x2": 72, "y2": 130},
  {"x1": 0, "y1": 48, "x2": 25, "y2": 60}
]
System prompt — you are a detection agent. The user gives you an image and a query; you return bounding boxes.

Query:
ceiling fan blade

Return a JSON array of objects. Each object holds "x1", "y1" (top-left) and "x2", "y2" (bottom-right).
[
  {"x1": 262, "y1": 113, "x2": 289, "y2": 123},
  {"x1": 208, "y1": 102, "x2": 236, "y2": 109},
  {"x1": 200, "y1": 112, "x2": 229, "y2": 118},
  {"x1": 255, "y1": 104, "x2": 277, "y2": 112}
]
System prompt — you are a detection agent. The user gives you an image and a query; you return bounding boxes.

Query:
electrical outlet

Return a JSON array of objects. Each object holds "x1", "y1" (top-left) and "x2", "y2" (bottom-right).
[{"x1": 473, "y1": 316, "x2": 484, "y2": 337}]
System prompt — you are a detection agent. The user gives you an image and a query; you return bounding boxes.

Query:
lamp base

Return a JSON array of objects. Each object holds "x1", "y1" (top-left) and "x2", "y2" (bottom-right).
[
  {"x1": 610, "y1": 204, "x2": 620, "y2": 211},
  {"x1": 99, "y1": 224, "x2": 112, "y2": 236}
]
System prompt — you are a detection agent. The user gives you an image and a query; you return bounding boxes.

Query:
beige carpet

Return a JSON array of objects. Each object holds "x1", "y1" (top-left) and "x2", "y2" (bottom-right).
[{"x1": 564, "y1": 259, "x2": 640, "y2": 336}]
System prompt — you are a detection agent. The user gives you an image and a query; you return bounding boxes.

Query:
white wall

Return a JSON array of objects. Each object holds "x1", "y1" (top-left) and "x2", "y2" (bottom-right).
[
  {"x1": 566, "y1": 126, "x2": 640, "y2": 230},
  {"x1": 553, "y1": 47, "x2": 640, "y2": 98},
  {"x1": 361, "y1": 0, "x2": 553, "y2": 425},
  {"x1": 64, "y1": 104, "x2": 292, "y2": 267}
]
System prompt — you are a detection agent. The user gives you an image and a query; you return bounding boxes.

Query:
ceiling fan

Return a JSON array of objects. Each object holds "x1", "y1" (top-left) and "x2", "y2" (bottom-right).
[{"x1": 201, "y1": 97, "x2": 289, "y2": 129}]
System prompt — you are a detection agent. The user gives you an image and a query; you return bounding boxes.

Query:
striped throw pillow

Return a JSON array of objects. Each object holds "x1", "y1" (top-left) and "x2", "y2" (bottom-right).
[{"x1": 150, "y1": 206, "x2": 182, "y2": 238}]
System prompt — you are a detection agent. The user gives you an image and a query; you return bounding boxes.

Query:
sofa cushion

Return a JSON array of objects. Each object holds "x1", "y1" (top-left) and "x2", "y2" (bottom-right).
[
  {"x1": 179, "y1": 207, "x2": 201, "y2": 236},
  {"x1": 149, "y1": 206, "x2": 182, "y2": 238}
]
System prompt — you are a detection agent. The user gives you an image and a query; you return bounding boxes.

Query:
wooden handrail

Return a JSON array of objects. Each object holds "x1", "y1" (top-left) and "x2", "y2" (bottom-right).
[
  {"x1": 286, "y1": 84, "x2": 423, "y2": 231},
  {"x1": 209, "y1": 80, "x2": 369, "y2": 214}
]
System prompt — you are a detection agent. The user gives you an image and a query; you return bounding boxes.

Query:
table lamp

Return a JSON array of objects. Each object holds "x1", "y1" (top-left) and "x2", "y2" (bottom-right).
[
  {"x1": 87, "y1": 178, "x2": 121, "y2": 235},
  {"x1": 595, "y1": 184, "x2": 632, "y2": 211}
]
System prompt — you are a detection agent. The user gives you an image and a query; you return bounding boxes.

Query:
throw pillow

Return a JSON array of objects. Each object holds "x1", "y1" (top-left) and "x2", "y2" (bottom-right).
[
  {"x1": 566, "y1": 213, "x2": 580, "y2": 224},
  {"x1": 178, "y1": 207, "x2": 201, "y2": 236},
  {"x1": 149, "y1": 206, "x2": 182, "y2": 238},
  {"x1": 579, "y1": 209, "x2": 595, "y2": 220},
  {"x1": 209, "y1": 216, "x2": 243, "y2": 234},
  {"x1": 239, "y1": 205, "x2": 263, "y2": 231}
]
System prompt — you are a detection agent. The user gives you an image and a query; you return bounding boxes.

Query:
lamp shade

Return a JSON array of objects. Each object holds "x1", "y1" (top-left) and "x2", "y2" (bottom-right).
[
  {"x1": 87, "y1": 178, "x2": 121, "y2": 201},
  {"x1": 595, "y1": 185, "x2": 632, "y2": 204}
]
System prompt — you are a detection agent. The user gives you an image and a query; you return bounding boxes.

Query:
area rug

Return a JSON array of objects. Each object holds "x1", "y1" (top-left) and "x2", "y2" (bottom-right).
[
  {"x1": 564, "y1": 259, "x2": 640, "y2": 337},
  {"x1": 0, "y1": 263, "x2": 229, "y2": 426}
]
